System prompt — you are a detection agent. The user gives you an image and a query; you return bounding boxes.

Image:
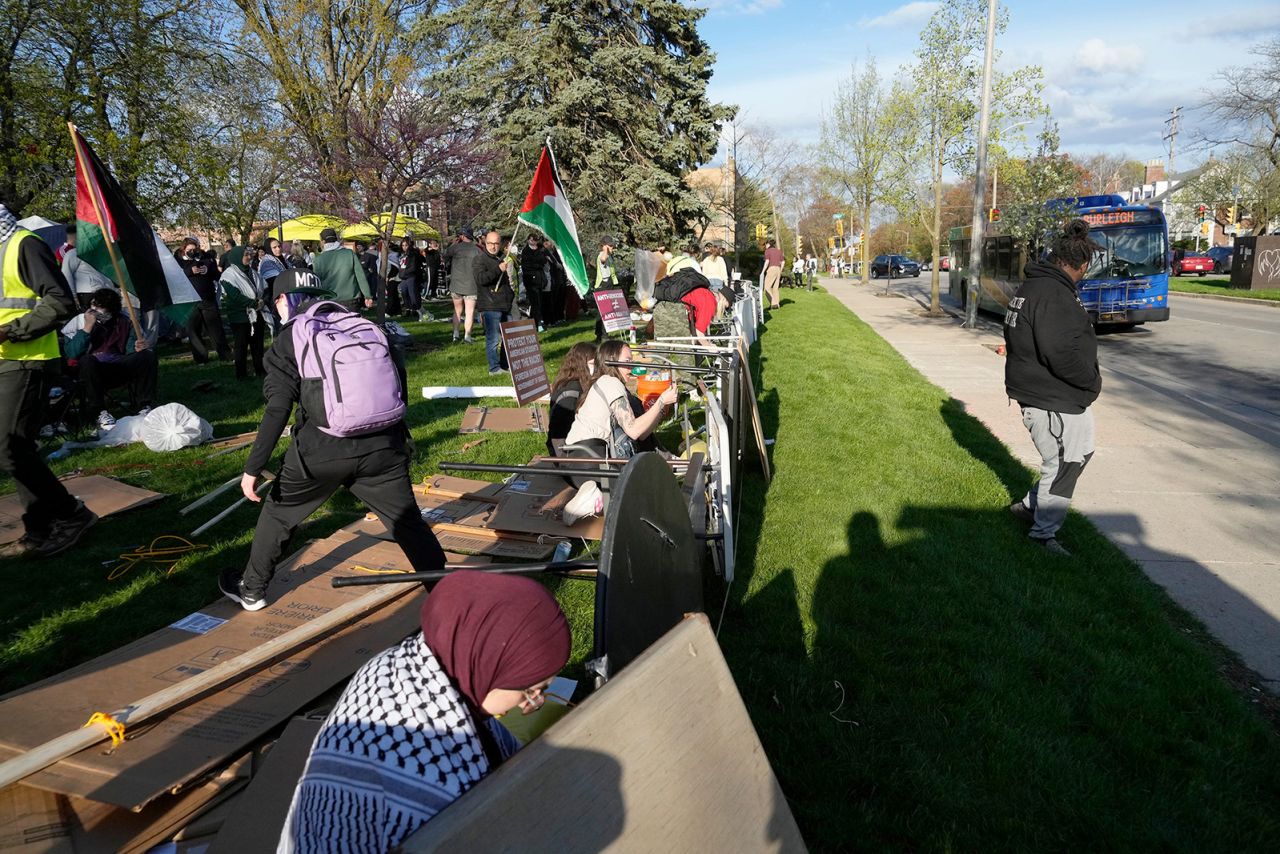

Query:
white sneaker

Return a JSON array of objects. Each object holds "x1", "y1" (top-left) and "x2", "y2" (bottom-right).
[
  {"x1": 563, "y1": 481, "x2": 603, "y2": 526},
  {"x1": 97, "y1": 410, "x2": 117, "y2": 430}
]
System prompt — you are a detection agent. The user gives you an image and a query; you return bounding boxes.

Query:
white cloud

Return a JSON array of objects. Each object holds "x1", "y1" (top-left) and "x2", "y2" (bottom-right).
[
  {"x1": 1073, "y1": 38, "x2": 1145, "y2": 74},
  {"x1": 859, "y1": 2, "x2": 939, "y2": 29}
]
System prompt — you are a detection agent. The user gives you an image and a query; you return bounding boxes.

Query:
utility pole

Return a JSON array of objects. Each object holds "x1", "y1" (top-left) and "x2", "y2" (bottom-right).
[
  {"x1": 964, "y1": 0, "x2": 998, "y2": 329},
  {"x1": 1163, "y1": 106, "x2": 1181, "y2": 175}
]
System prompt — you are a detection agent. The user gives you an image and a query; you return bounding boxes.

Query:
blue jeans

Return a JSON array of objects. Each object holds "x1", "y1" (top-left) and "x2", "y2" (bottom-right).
[
  {"x1": 708, "y1": 278, "x2": 725, "y2": 292},
  {"x1": 481, "y1": 310, "x2": 509, "y2": 371},
  {"x1": 398, "y1": 276, "x2": 419, "y2": 311}
]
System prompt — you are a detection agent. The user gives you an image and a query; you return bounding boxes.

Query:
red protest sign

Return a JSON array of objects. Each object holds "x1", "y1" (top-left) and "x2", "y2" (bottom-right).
[
  {"x1": 499, "y1": 319, "x2": 551, "y2": 405},
  {"x1": 593, "y1": 288, "x2": 632, "y2": 334}
]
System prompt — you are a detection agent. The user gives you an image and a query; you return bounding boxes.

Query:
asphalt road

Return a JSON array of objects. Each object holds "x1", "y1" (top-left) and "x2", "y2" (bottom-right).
[{"x1": 832, "y1": 274, "x2": 1280, "y2": 684}]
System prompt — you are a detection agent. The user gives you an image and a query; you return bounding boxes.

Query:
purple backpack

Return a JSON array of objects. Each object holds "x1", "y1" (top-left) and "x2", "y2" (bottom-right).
[{"x1": 291, "y1": 301, "x2": 406, "y2": 437}]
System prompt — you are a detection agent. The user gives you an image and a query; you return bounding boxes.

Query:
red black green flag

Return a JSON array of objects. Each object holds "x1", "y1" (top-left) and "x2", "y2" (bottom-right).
[{"x1": 70, "y1": 124, "x2": 198, "y2": 321}]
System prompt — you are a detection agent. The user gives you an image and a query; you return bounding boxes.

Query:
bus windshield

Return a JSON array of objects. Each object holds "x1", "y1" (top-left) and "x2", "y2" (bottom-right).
[{"x1": 1085, "y1": 225, "x2": 1168, "y2": 280}]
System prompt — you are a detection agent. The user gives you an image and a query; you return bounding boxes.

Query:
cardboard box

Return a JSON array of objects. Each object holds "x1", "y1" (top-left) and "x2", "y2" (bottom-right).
[
  {"x1": 459, "y1": 406, "x2": 547, "y2": 434},
  {"x1": 0, "y1": 476, "x2": 164, "y2": 545},
  {"x1": 0, "y1": 534, "x2": 425, "y2": 809}
]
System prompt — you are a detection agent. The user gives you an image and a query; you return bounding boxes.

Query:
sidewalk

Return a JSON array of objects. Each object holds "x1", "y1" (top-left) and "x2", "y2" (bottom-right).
[{"x1": 817, "y1": 275, "x2": 1280, "y2": 686}]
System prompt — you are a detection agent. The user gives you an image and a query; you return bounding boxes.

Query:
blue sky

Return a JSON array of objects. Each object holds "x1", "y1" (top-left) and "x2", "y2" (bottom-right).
[{"x1": 698, "y1": 0, "x2": 1280, "y2": 167}]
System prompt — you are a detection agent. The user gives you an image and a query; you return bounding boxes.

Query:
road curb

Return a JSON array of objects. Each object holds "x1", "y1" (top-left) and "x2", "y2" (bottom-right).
[{"x1": 1170, "y1": 290, "x2": 1280, "y2": 309}]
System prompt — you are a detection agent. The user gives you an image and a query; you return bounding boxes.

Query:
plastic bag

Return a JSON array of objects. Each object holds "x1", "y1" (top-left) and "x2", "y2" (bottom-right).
[
  {"x1": 96, "y1": 414, "x2": 149, "y2": 446},
  {"x1": 140, "y1": 403, "x2": 213, "y2": 452}
]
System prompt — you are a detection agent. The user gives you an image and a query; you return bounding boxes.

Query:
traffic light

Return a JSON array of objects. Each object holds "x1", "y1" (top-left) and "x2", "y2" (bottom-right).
[
  {"x1": 1227, "y1": 205, "x2": 1237, "y2": 223},
  {"x1": 1200, "y1": 221, "x2": 1211, "y2": 237},
  {"x1": 827, "y1": 236, "x2": 835, "y2": 250},
  {"x1": 836, "y1": 218, "x2": 844, "y2": 236},
  {"x1": 988, "y1": 207, "x2": 1001, "y2": 222},
  {"x1": 1196, "y1": 204, "x2": 1207, "y2": 222},
  {"x1": 755, "y1": 223, "x2": 766, "y2": 240}
]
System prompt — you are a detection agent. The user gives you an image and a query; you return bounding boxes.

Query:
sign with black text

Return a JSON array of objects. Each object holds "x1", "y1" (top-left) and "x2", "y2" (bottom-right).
[
  {"x1": 499, "y1": 319, "x2": 551, "y2": 405},
  {"x1": 593, "y1": 288, "x2": 632, "y2": 333}
]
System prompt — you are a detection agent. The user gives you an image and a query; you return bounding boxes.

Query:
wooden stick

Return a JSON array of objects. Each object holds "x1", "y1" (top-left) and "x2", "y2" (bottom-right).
[
  {"x1": 0, "y1": 580, "x2": 413, "y2": 791},
  {"x1": 68, "y1": 122, "x2": 145, "y2": 343}
]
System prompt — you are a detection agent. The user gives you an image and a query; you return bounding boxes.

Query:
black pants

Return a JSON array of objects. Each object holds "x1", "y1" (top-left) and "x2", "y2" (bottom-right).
[
  {"x1": 79, "y1": 349, "x2": 158, "y2": 413},
  {"x1": 241, "y1": 444, "x2": 447, "y2": 595},
  {"x1": 230, "y1": 322, "x2": 265, "y2": 379},
  {"x1": 0, "y1": 366, "x2": 78, "y2": 536},
  {"x1": 187, "y1": 299, "x2": 230, "y2": 363}
]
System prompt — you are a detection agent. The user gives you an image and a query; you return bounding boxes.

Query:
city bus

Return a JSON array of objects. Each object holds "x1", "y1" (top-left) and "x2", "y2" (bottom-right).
[{"x1": 948, "y1": 195, "x2": 1170, "y2": 326}]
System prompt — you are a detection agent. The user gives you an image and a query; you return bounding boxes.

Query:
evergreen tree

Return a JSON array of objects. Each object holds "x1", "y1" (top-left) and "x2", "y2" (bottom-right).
[{"x1": 426, "y1": 0, "x2": 733, "y2": 246}]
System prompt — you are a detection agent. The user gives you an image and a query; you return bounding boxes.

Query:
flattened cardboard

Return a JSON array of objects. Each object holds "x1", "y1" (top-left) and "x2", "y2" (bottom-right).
[
  {"x1": 208, "y1": 717, "x2": 323, "y2": 854},
  {"x1": 402, "y1": 616, "x2": 806, "y2": 853},
  {"x1": 0, "y1": 784, "x2": 71, "y2": 853},
  {"x1": 458, "y1": 406, "x2": 547, "y2": 434},
  {"x1": 0, "y1": 534, "x2": 424, "y2": 809},
  {"x1": 0, "y1": 476, "x2": 164, "y2": 545},
  {"x1": 417, "y1": 475, "x2": 504, "y2": 503},
  {"x1": 344, "y1": 514, "x2": 553, "y2": 560},
  {"x1": 489, "y1": 489, "x2": 604, "y2": 541}
]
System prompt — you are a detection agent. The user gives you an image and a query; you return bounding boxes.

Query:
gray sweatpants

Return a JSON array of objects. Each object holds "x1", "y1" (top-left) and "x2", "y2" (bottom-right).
[{"x1": 1018, "y1": 405, "x2": 1095, "y2": 540}]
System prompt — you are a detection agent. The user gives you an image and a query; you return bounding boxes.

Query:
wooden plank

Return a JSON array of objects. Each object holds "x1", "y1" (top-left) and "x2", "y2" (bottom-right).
[{"x1": 401, "y1": 615, "x2": 806, "y2": 853}]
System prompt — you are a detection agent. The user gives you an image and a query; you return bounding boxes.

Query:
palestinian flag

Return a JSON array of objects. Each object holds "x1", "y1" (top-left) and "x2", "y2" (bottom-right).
[
  {"x1": 70, "y1": 123, "x2": 199, "y2": 322},
  {"x1": 517, "y1": 143, "x2": 589, "y2": 296}
]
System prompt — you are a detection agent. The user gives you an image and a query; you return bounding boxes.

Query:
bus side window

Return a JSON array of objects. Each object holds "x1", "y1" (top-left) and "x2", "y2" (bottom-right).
[
  {"x1": 997, "y1": 237, "x2": 1013, "y2": 279},
  {"x1": 982, "y1": 239, "x2": 996, "y2": 271}
]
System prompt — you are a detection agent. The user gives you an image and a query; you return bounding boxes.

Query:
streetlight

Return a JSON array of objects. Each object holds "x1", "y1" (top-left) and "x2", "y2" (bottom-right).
[
  {"x1": 991, "y1": 120, "x2": 1033, "y2": 211},
  {"x1": 274, "y1": 187, "x2": 285, "y2": 247}
]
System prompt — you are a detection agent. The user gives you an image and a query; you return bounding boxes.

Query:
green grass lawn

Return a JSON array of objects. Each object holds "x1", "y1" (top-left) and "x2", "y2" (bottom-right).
[
  {"x1": 4, "y1": 292, "x2": 1279, "y2": 850},
  {"x1": 0, "y1": 311, "x2": 602, "y2": 692},
  {"x1": 1170, "y1": 275, "x2": 1280, "y2": 301},
  {"x1": 723, "y1": 288, "x2": 1280, "y2": 850}
]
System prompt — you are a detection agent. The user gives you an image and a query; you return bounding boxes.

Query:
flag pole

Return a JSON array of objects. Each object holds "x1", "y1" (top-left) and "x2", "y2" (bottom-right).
[{"x1": 68, "y1": 122, "x2": 146, "y2": 343}]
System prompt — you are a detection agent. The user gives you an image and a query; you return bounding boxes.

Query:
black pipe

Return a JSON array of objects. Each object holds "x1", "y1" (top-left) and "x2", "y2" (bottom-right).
[
  {"x1": 332, "y1": 560, "x2": 600, "y2": 588},
  {"x1": 439, "y1": 462, "x2": 623, "y2": 479}
]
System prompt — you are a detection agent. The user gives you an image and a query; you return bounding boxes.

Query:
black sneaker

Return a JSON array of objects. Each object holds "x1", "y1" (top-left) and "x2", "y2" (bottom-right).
[
  {"x1": 1008, "y1": 501, "x2": 1035, "y2": 524},
  {"x1": 33, "y1": 502, "x2": 97, "y2": 557},
  {"x1": 219, "y1": 567, "x2": 267, "y2": 611},
  {"x1": 1030, "y1": 536, "x2": 1071, "y2": 557}
]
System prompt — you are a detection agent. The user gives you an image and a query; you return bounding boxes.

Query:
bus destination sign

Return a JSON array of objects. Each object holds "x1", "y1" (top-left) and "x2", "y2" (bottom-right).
[{"x1": 1081, "y1": 209, "x2": 1160, "y2": 227}]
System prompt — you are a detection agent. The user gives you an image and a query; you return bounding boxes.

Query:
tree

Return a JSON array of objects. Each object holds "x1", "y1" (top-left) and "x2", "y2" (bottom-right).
[
  {"x1": 817, "y1": 57, "x2": 903, "y2": 285},
  {"x1": 1075, "y1": 153, "x2": 1146, "y2": 195},
  {"x1": 1198, "y1": 38, "x2": 1280, "y2": 234},
  {"x1": 994, "y1": 122, "x2": 1088, "y2": 246},
  {"x1": 896, "y1": 0, "x2": 1043, "y2": 313},
  {"x1": 427, "y1": 0, "x2": 733, "y2": 248},
  {"x1": 299, "y1": 87, "x2": 494, "y2": 321}
]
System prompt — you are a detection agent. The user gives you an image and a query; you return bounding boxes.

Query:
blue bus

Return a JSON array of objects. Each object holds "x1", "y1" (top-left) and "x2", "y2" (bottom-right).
[{"x1": 948, "y1": 194, "x2": 1170, "y2": 326}]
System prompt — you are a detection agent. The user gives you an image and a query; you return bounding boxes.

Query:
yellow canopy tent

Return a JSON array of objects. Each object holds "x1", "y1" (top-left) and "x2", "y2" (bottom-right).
[
  {"x1": 273, "y1": 214, "x2": 348, "y2": 243},
  {"x1": 342, "y1": 213, "x2": 439, "y2": 241}
]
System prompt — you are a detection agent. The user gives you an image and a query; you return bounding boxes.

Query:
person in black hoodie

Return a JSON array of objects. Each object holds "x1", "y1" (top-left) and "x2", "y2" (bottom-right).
[
  {"x1": 178, "y1": 237, "x2": 230, "y2": 363},
  {"x1": 1003, "y1": 218, "x2": 1103, "y2": 557}
]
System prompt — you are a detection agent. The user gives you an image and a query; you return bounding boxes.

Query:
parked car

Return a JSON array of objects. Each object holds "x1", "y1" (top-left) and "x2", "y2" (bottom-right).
[
  {"x1": 870, "y1": 254, "x2": 921, "y2": 278},
  {"x1": 1206, "y1": 245, "x2": 1233, "y2": 274},
  {"x1": 1176, "y1": 254, "x2": 1214, "y2": 276}
]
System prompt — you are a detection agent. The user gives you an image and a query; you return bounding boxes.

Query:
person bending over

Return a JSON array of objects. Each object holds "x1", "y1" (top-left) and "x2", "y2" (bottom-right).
[
  {"x1": 546, "y1": 341, "x2": 597, "y2": 455},
  {"x1": 64, "y1": 287, "x2": 157, "y2": 431},
  {"x1": 560, "y1": 339, "x2": 676, "y2": 524},
  {"x1": 1003, "y1": 218, "x2": 1103, "y2": 557},
  {"x1": 218, "y1": 270, "x2": 447, "y2": 611},
  {"x1": 279, "y1": 570, "x2": 570, "y2": 853}
]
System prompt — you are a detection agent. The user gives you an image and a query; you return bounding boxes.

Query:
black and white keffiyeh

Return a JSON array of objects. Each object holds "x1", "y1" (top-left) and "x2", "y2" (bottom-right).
[
  {"x1": 0, "y1": 204, "x2": 18, "y2": 245},
  {"x1": 278, "y1": 634, "x2": 519, "y2": 854}
]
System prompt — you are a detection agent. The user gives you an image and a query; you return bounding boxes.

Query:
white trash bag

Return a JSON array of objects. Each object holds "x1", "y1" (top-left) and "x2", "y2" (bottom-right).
[{"x1": 140, "y1": 403, "x2": 213, "y2": 452}]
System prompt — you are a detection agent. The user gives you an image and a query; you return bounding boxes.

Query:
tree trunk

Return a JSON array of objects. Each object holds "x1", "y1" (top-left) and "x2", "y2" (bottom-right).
[
  {"x1": 930, "y1": 153, "x2": 944, "y2": 315},
  {"x1": 861, "y1": 203, "x2": 872, "y2": 284}
]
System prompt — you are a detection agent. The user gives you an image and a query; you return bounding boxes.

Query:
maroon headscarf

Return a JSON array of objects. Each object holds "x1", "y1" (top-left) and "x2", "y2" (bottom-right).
[{"x1": 421, "y1": 571, "x2": 571, "y2": 718}]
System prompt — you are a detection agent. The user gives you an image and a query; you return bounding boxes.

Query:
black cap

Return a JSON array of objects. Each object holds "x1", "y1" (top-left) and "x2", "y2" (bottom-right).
[
  {"x1": 601, "y1": 235, "x2": 617, "y2": 247},
  {"x1": 457, "y1": 224, "x2": 475, "y2": 240},
  {"x1": 319, "y1": 227, "x2": 339, "y2": 242},
  {"x1": 271, "y1": 269, "x2": 334, "y2": 303}
]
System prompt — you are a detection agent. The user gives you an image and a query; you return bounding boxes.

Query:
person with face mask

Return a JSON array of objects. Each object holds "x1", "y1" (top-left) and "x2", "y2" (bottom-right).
[
  {"x1": 219, "y1": 244, "x2": 267, "y2": 379},
  {"x1": 63, "y1": 286, "x2": 158, "y2": 431},
  {"x1": 179, "y1": 237, "x2": 229, "y2": 363}
]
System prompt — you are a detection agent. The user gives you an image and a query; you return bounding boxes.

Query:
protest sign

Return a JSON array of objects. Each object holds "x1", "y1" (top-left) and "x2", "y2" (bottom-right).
[
  {"x1": 499, "y1": 319, "x2": 551, "y2": 405},
  {"x1": 593, "y1": 288, "x2": 632, "y2": 334}
]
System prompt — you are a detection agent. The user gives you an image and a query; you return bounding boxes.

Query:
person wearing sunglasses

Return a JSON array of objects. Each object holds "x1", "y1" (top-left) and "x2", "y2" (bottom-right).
[{"x1": 280, "y1": 571, "x2": 570, "y2": 853}]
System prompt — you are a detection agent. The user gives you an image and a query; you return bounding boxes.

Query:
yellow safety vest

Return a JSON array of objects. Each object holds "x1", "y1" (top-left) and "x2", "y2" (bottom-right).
[{"x1": 0, "y1": 229, "x2": 62, "y2": 361}]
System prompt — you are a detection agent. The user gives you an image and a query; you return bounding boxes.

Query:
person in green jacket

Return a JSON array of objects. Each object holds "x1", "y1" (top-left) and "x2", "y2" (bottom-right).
[
  {"x1": 311, "y1": 227, "x2": 373, "y2": 311},
  {"x1": 220, "y1": 245, "x2": 266, "y2": 379}
]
